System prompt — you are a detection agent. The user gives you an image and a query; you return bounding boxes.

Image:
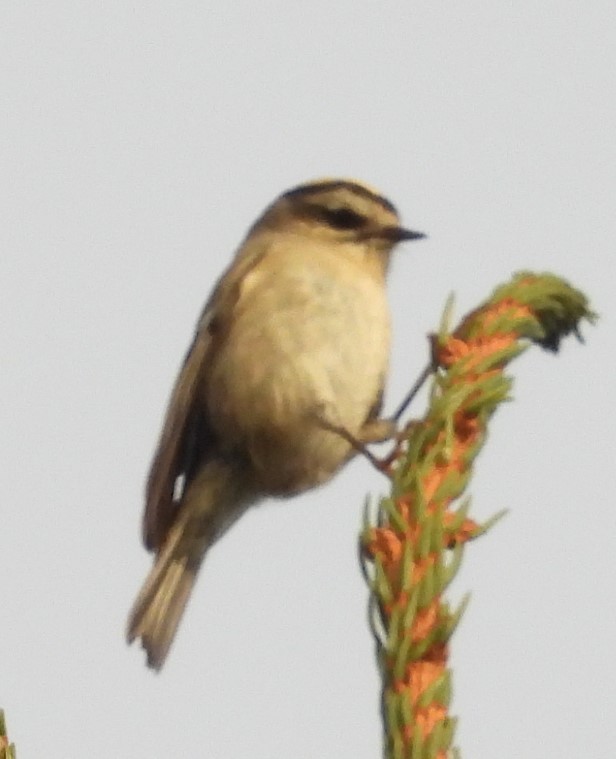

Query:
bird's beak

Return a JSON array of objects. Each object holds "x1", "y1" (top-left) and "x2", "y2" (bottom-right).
[{"x1": 384, "y1": 226, "x2": 427, "y2": 243}]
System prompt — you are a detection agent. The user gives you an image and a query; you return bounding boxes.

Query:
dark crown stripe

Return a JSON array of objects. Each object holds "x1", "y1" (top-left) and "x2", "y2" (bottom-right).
[{"x1": 283, "y1": 180, "x2": 397, "y2": 215}]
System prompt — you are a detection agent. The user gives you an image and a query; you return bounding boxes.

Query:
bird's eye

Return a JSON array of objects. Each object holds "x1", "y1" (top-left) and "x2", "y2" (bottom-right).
[{"x1": 322, "y1": 207, "x2": 366, "y2": 230}]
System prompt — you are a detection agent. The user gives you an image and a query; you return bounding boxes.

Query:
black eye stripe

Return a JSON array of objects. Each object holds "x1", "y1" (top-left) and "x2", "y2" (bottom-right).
[
  {"x1": 296, "y1": 202, "x2": 368, "y2": 230},
  {"x1": 321, "y1": 207, "x2": 367, "y2": 230}
]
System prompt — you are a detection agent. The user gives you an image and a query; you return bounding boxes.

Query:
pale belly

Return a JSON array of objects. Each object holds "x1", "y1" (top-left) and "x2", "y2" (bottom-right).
[{"x1": 205, "y1": 256, "x2": 390, "y2": 494}]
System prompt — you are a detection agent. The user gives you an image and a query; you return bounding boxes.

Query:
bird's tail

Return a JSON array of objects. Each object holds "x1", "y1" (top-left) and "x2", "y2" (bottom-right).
[
  {"x1": 127, "y1": 459, "x2": 253, "y2": 670},
  {"x1": 126, "y1": 512, "x2": 200, "y2": 670}
]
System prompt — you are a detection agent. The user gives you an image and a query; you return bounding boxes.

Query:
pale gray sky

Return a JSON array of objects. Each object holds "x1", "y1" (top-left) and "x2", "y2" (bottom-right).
[{"x1": 2, "y1": 2, "x2": 614, "y2": 757}]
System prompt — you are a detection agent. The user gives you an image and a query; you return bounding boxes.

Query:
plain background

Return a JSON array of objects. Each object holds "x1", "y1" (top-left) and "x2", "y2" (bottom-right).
[{"x1": 2, "y1": 1, "x2": 614, "y2": 757}]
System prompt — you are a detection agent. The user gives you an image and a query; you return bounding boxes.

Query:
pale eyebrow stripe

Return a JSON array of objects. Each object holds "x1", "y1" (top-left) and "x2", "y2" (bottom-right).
[{"x1": 283, "y1": 181, "x2": 397, "y2": 215}]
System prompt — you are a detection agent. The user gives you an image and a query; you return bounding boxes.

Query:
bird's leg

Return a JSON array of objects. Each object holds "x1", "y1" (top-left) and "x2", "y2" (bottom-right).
[
  {"x1": 357, "y1": 418, "x2": 398, "y2": 444},
  {"x1": 316, "y1": 416, "x2": 389, "y2": 472},
  {"x1": 314, "y1": 354, "x2": 438, "y2": 474},
  {"x1": 390, "y1": 362, "x2": 434, "y2": 423},
  {"x1": 372, "y1": 360, "x2": 438, "y2": 471},
  {"x1": 314, "y1": 412, "x2": 400, "y2": 474}
]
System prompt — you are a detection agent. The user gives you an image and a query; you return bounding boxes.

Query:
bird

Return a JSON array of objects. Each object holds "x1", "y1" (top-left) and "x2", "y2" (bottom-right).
[{"x1": 126, "y1": 178, "x2": 425, "y2": 669}]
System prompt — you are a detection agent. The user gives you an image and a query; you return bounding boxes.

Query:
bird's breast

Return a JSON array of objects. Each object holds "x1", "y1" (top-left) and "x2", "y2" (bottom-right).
[{"x1": 204, "y1": 250, "x2": 391, "y2": 493}]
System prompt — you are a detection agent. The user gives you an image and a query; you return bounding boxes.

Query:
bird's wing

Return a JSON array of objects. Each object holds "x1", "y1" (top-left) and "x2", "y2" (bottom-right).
[
  {"x1": 142, "y1": 244, "x2": 269, "y2": 552},
  {"x1": 143, "y1": 328, "x2": 212, "y2": 551}
]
